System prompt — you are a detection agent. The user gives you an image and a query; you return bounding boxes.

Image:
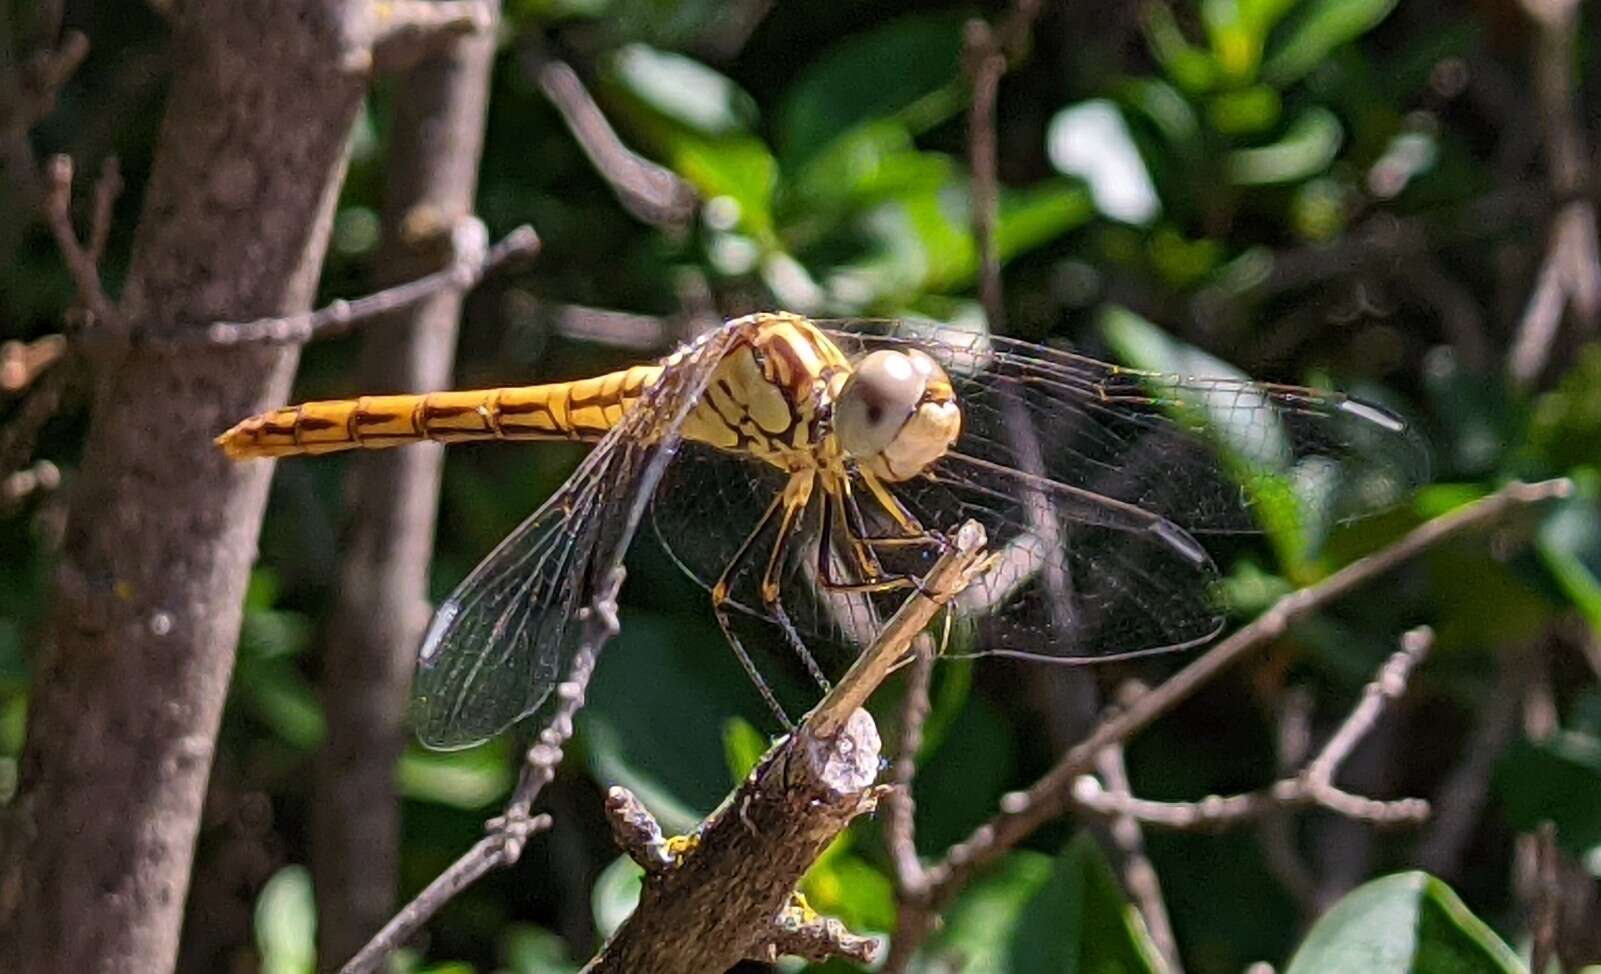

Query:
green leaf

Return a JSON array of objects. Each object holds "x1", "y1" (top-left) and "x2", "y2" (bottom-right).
[
  {"x1": 923, "y1": 836, "x2": 1166, "y2": 973},
  {"x1": 670, "y1": 134, "x2": 778, "y2": 247},
  {"x1": 605, "y1": 44, "x2": 756, "y2": 136},
  {"x1": 1226, "y1": 107, "x2": 1343, "y2": 185},
  {"x1": 255, "y1": 865, "x2": 317, "y2": 974},
  {"x1": 398, "y1": 739, "x2": 514, "y2": 810},
  {"x1": 721, "y1": 716, "x2": 769, "y2": 784},
  {"x1": 592, "y1": 855, "x2": 645, "y2": 939},
  {"x1": 1046, "y1": 102, "x2": 1157, "y2": 225},
  {"x1": 500, "y1": 924, "x2": 580, "y2": 974},
  {"x1": 777, "y1": 12, "x2": 967, "y2": 168},
  {"x1": 1143, "y1": 2, "x2": 1221, "y2": 93},
  {"x1": 1284, "y1": 872, "x2": 1522, "y2": 974},
  {"x1": 1495, "y1": 733, "x2": 1601, "y2": 861},
  {"x1": 1537, "y1": 496, "x2": 1601, "y2": 638},
  {"x1": 1264, "y1": 0, "x2": 1401, "y2": 86},
  {"x1": 1207, "y1": 84, "x2": 1282, "y2": 135}
]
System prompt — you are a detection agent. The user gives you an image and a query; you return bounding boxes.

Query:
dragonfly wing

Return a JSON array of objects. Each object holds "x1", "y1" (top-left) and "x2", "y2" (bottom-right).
[
  {"x1": 412, "y1": 325, "x2": 742, "y2": 749},
  {"x1": 826, "y1": 321, "x2": 1427, "y2": 535}
]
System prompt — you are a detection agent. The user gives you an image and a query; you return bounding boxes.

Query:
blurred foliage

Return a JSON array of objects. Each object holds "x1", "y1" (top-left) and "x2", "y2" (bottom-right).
[{"x1": 6, "y1": 0, "x2": 1601, "y2": 972}]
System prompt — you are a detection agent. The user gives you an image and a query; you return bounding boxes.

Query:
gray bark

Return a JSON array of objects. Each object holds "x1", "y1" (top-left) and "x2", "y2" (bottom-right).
[
  {"x1": 0, "y1": 2, "x2": 367, "y2": 970},
  {"x1": 313, "y1": 7, "x2": 497, "y2": 967}
]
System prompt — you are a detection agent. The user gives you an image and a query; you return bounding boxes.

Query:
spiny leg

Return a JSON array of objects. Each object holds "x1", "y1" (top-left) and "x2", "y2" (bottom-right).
[
  {"x1": 759, "y1": 481, "x2": 832, "y2": 693},
  {"x1": 816, "y1": 485, "x2": 921, "y2": 596},
  {"x1": 710, "y1": 490, "x2": 795, "y2": 729}
]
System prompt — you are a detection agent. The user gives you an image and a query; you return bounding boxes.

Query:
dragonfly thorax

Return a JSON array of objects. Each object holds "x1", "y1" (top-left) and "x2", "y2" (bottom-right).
[{"x1": 834, "y1": 348, "x2": 961, "y2": 482}]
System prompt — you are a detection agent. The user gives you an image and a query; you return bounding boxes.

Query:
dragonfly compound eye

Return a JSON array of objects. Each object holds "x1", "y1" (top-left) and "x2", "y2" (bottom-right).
[{"x1": 836, "y1": 349, "x2": 962, "y2": 481}]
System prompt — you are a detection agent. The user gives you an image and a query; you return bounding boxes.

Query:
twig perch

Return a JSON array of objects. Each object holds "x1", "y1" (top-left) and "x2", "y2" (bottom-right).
[
  {"x1": 583, "y1": 522, "x2": 990, "y2": 973},
  {"x1": 337, "y1": 567, "x2": 623, "y2": 974}
]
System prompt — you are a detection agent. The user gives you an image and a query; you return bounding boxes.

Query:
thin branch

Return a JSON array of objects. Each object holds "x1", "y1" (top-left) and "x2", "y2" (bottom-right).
[
  {"x1": 42, "y1": 154, "x2": 119, "y2": 326},
  {"x1": 1094, "y1": 742, "x2": 1183, "y2": 973},
  {"x1": 205, "y1": 222, "x2": 539, "y2": 347},
  {"x1": 1071, "y1": 629, "x2": 1434, "y2": 830},
  {"x1": 886, "y1": 637, "x2": 935, "y2": 893},
  {"x1": 1259, "y1": 689, "x2": 1320, "y2": 919},
  {"x1": 525, "y1": 52, "x2": 697, "y2": 230},
  {"x1": 336, "y1": 566, "x2": 622, "y2": 974},
  {"x1": 964, "y1": 19, "x2": 1006, "y2": 334},
  {"x1": 583, "y1": 523, "x2": 989, "y2": 973},
  {"x1": 370, "y1": 0, "x2": 495, "y2": 75},
  {"x1": 909, "y1": 480, "x2": 1570, "y2": 925},
  {"x1": 1530, "y1": 822, "x2": 1560, "y2": 974}
]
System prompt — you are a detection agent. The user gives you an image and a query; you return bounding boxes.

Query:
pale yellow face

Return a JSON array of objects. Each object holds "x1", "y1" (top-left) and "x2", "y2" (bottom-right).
[{"x1": 834, "y1": 348, "x2": 962, "y2": 482}]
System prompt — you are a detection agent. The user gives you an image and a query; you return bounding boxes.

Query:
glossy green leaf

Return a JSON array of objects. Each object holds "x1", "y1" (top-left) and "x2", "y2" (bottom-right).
[
  {"x1": 670, "y1": 134, "x2": 778, "y2": 246},
  {"x1": 1284, "y1": 872, "x2": 1522, "y2": 974},
  {"x1": 398, "y1": 739, "x2": 514, "y2": 810},
  {"x1": 1207, "y1": 84, "x2": 1282, "y2": 135},
  {"x1": 777, "y1": 12, "x2": 967, "y2": 168},
  {"x1": 1226, "y1": 107, "x2": 1343, "y2": 185},
  {"x1": 605, "y1": 44, "x2": 756, "y2": 136},
  {"x1": 592, "y1": 855, "x2": 645, "y2": 939},
  {"x1": 1495, "y1": 733, "x2": 1601, "y2": 860},
  {"x1": 255, "y1": 865, "x2": 317, "y2": 974},
  {"x1": 923, "y1": 836, "x2": 1166, "y2": 973},
  {"x1": 500, "y1": 924, "x2": 580, "y2": 974},
  {"x1": 1143, "y1": 2, "x2": 1221, "y2": 93},
  {"x1": 1264, "y1": 0, "x2": 1401, "y2": 86},
  {"x1": 721, "y1": 715, "x2": 768, "y2": 783}
]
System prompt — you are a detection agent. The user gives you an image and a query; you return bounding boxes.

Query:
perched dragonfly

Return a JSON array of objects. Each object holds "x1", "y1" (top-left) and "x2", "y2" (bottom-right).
[{"x1": 219, "y1": 312, "x2": 1425, "y2": 749}]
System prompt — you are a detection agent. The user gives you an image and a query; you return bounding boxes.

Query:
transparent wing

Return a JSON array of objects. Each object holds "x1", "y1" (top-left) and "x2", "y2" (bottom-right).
[
  {"x1": 825, "y1": 320, "x2": 1428, "y2": 535},
  {"x1": 412, "y1": 325, "x2": 741, "y2": 749}
]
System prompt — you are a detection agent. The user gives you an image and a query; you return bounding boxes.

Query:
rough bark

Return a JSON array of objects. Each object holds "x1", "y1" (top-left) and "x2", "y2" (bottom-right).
[
  {"x1": 313, "y1": 7, "x2": 498, "y2": 967},
  {"x1": 0, "y1": 3, "x2": 367, "y2": 970}
]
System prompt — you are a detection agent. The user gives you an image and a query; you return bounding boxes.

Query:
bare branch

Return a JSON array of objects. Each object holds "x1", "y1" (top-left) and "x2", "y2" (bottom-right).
[
  {"x1": 371, "y1": 0, "x2": 495, "y2": 75},
  {"x1": 42, "y1": 154, "x2": 119, "y2": 326},
  {"x1": 1094, "y1": 742, "x2": 1183, "y2": 973},
  {"x1": 886, "y1": 637, "x2": 934, "y2": 892},
  {"x1": 583, "y1": 524, "x2": 988, "y2": 973},
  {"x1": 337, "y1": 566, "x2": 622, "y2": 974},
  {"x1": 1071, "y1": 629, "x2": 1434, "y2": 831},
  {"x1": 526, "y1": 53, "x2": 697, "y2": 230},
  {"x1": 1529, "y1": 822, "x2": 1560, "y2": 974},
  {"x1": 205, "y1": 222, "x2": 539, "y2": 347},
  {"x1": 910, "y1": 480, "x2": 1570, "y2": 925},
  {"x1": 963, "y1": 19, "x2": 1006, "y2": 334}
]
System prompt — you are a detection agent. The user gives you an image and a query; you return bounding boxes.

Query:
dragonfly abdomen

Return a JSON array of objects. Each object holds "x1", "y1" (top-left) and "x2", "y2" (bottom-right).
[{"x1": 216, "y1": 365, "x2": 664, "y2": 459}]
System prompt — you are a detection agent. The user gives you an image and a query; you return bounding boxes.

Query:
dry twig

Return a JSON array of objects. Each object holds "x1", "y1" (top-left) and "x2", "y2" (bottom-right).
[
  {"x1": 337, "y1": 566, "x2": 623, "y2": 974},
  {"x1": 1093, "y1": 742, "x2": 1183, "y2": 972},
  {"x1": 1071, "y1": 628, "x2": 1435, "y2": 830},
  {"x1": 41, "y1": 154, "x2": 120, "y2": 327},
  {"x1": 884, "y1": 480, "x2": 1570, "y2": 965},
  {"x1": 205, "y1": 221, "x2": 538, "y2": 348},
  {"x1": 525, "y1": 52, "x2": 697, "y2": 230}
]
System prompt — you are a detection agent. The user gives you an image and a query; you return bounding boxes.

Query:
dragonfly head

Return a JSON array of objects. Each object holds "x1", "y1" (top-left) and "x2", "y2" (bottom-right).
[{"x1": 835, "y1": 348, "x2": 961, "y2": 482}]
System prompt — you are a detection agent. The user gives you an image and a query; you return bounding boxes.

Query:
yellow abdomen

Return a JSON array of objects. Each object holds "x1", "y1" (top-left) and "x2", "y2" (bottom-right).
[{"x1": 217, "y1": 365, "x2": 663, "y2": 459}]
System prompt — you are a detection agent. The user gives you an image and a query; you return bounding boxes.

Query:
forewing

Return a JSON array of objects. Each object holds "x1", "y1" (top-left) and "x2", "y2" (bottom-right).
[
  {"x1": 412, "y1": 325, "x2": 741, "y2": 749},
  {"x1": 826, "y1": 321, "x2": 1427, "y2": 535}
]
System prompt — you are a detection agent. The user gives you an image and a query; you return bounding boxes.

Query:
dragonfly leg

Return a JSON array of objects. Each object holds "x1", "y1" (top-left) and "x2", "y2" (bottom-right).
[
  {"x1": 815, "y1": 486, "x2": 920, "y2": 595},
  {"x1": 759, "y1": 482, "x2": 831, "y2": 693},
  {"x1": 710, "y1": 490, "x2": 795, "y2": 730}
]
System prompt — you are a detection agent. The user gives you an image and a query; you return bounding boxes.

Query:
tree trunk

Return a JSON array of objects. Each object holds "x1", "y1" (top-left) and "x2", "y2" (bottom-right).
[
  {"x1": 0, "y1": 2, "x2": 366, "y2": 970},
  {"x1": 313, "y1": 8, "x2": 497, "y2": 967}
]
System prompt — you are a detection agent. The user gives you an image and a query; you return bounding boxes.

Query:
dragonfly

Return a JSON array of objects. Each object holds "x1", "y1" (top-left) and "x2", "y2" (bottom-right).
[{"x1": 218, "y1": 312, "x2": 1426, "y2": 749}]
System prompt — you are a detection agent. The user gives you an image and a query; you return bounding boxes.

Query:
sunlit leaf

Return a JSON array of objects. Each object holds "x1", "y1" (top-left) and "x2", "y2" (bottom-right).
[
  {"x1": 606, "y1": 44, "x2": 756, "y2": 136},
  {"x1": 1284, "y1": 872, "x2": 1522, "y2": 974},
  {"x1": 592, "y1": 854, "x2": 645, "y2": 939},
  {"x1": 398, "y1": 739, "x2": 514, "y2": 810},
  {"x1": 255, "y1": 865, "x2": 316, "y2": 974},
  {"x1": 1264, "y1": 0, "x2": 1401, "y2": 86},
  {"x1": 721, "y1": 716, "x2": 768, "y2": 783},
  {"x1": 1143, "y1": 2, "x2": 1221, "y2": 93},
  {"x1": 1226, "y1": 107, "x2": 1343, "y2": 185},
  {"x1": 1207, "y1": 84, "x2": 1281, "y2": 135},
  {"x1": 1047, "y1": 101, "x2": 1160, "y2": 226}
]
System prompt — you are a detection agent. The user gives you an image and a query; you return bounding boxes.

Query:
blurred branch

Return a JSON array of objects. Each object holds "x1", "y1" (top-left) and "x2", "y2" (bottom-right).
[
  {"x1": 0, "y1": 459, "x2": 60, "y2": 509},
  {"x1": 884, "y1": 480, "x2": 1571, "y2": 963},
  {"x1": 1529, "y1": 822, "x2": 1560, "y2": 974},
  {"x1": 1, "y1": 335, "x2": 67, "y2": 395},
  {"x1": 1506, "y1": 0, "x2": 1599, "y2": 387},
  {"x1": 317, "y1": 6, "x2": 501, "y2": 964},
  {"x1": 42, "y1": 154, "x2": 121, "y2": 327},
  {"x1": 964, "y1": 19, "x2": 1006, "y2": 334},
  {"x1": 1415, "y1": 647, "x2": 1530, "y2": 878},
  {"x1": 1093, "y1": 741, "x2": 1183, "y2": 973},
  {"x1": 1259, "y1": 689, "x2": 1321, "y2": 920},
  {"x1": 885, "y1": 638, "x2": 935, "y2": 894},
  {"x1": 0, "y1": 369, "x2": 67, "y2": 488},
  {"x1": 585, "y1": 523, "x2": 988, "y2": 973},
  {"x1": 338, "y1": 567, "x2": 622, "y2": 974},
  {"x1": 370, "y1": 0, "x2": 494, "y2": 75},
  {"x1": 0, "y1": 24, "x2": 87, "y2": 206},
  {"x1": 524, "y1": 51, "x2": 697, "y2": 230},
  {"x1": 201, "y1": 221, "x2": 539, "y2": 347},
  {"x1": 1071, "y1": 629, "x2": 1434, "y2": 830}
]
